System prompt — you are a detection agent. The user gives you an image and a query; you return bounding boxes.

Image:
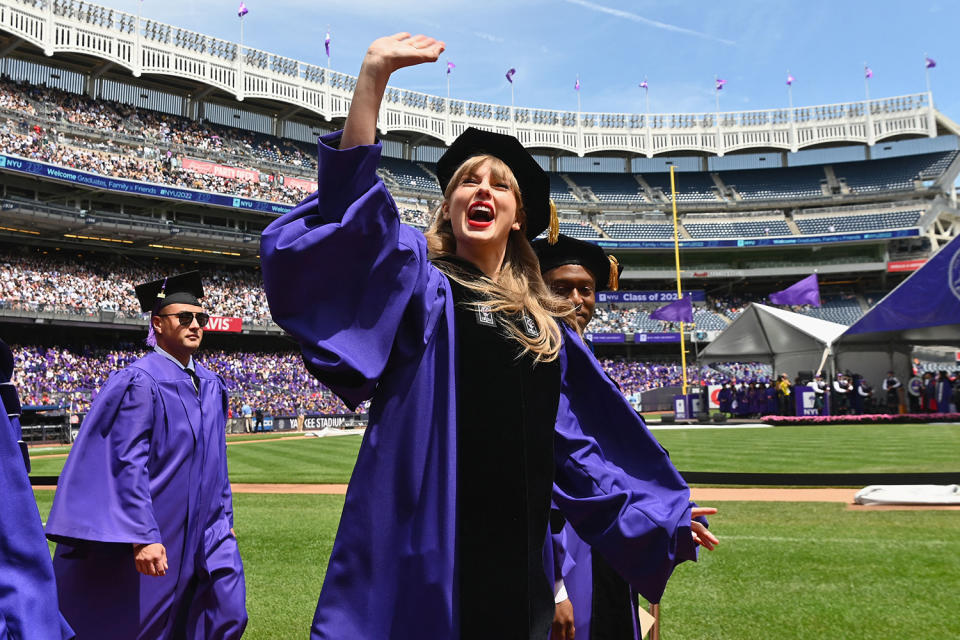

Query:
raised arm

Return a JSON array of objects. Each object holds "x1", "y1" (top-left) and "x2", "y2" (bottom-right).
[
  {"x1": 260, "y1": 34, "x2": 447, "y2": 409},
  {"x1": 341, "y1": 33, "x2": 445, "y2": 149}
]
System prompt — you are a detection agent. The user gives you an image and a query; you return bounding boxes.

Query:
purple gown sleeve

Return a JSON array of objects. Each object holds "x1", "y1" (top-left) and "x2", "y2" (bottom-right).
[
  {"x1": 260, "y1": 132, "x2": 442, "y2": 409},
  {"x1": 552, "y1": 324, "x2": 697, "y2": 604},
  {"x1": 1, "y1": 398, "x2": 75, "y2": 638},
  {"x1": 45, "y1": 368, "x2": 162, "y2": 545}
]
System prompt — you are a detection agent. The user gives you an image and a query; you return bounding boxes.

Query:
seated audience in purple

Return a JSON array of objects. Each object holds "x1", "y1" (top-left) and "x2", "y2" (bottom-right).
[
  {"x1": 260, "y1": 33, "x2": 715, "y2": 640},
  {"x1": 45, "y1": 272, "x2": 246, "y2": 639}
]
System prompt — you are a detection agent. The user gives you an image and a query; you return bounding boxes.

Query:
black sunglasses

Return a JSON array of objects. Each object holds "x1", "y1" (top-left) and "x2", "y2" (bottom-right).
[{"x1": 158, "y1": 311, "x2": 210, "y2": 327}]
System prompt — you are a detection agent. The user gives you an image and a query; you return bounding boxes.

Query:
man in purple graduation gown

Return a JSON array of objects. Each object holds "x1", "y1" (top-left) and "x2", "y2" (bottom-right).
[
  {"x1": 532, "y1": 236, "x2": 716, "y2": 640},
  {"x1": 0, "y1": 338, "x2": 74, "y2": 639},
  {"x1": 261, "y1": 128, "x2": 714, "y2": 638},
  {"x1": 45, "y1": 272, "x2": 246, "y2": 640}
]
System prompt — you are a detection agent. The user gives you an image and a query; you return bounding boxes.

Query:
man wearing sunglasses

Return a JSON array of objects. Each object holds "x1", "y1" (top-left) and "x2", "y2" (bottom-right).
[{"x1": 46, "y1": 271, "x2": 247, "y2": 640}]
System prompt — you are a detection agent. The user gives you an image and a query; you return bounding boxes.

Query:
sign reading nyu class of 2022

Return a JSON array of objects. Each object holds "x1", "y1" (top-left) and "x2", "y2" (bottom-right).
[{"x1": 0, "y1": 153, "x2": 920, "y2": 249}]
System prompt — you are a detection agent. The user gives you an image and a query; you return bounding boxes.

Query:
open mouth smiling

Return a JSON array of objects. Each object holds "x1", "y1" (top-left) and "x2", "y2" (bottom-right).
[{"x1": 467, "y1": 201, "x2": 494, "y2": 228}]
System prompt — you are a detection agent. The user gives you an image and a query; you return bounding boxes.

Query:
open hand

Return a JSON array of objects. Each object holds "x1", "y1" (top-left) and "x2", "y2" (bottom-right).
[
  {"x1": 363, "y1": 33, "x2": 445, "y2": 75},
  {"x1": 133, "y1": 542, "x2": 168, "y2": 577},
  {"x1": 691, "y1": 507, "x2": 719, "y2": 551}
]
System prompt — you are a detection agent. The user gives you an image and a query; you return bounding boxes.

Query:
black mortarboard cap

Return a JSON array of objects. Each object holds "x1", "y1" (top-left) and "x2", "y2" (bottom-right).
[
  {"x1": 134, "y1": 271, "x2": 205, "y2": 314},
  {"x1": 532, "y1": 234, "x2": 623, "y2": 291},
  {"x1": 436, "y1": 127, "x2": 554, "y2": 241}
]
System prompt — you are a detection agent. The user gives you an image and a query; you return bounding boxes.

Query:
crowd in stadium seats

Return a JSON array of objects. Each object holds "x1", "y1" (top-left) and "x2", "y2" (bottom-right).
[
  {"x1": 13, "y1": 345, "x2": 360, "y2": 416},
  {"x1": 1, "y1": 75, "x2": 953, "y2": 237},
  {"x1": 1, "y1": 247, "x2": 874, "y2": 335},
  {"x1": 0, "y1": 248, "x2": 271, "y2": 324},
  {"x1": 12, "y1": 343, "x2": 773, "y2": 417}
]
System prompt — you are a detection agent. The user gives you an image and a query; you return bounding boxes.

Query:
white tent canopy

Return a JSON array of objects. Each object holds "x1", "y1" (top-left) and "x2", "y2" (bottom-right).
[{"x1": 699, "y1": 303, "x2": 847, "y2": 377}]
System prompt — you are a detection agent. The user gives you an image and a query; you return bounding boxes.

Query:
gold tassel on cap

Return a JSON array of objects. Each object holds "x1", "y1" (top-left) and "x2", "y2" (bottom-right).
[
  {"x1": 548, "y1": 200, "x2": 559, "y2": 245},
  {"x1": 608, "y1": 255, "x2": 620, "y2": 291}
]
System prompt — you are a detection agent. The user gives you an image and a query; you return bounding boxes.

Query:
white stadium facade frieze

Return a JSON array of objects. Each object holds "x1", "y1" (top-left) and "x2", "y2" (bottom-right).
[{"x1": 0, "y1": 0, "x2": 944, "y2": 158}]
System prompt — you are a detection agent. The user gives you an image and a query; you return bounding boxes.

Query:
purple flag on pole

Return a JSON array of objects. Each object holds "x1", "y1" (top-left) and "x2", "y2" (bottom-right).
[
  {"x1": 650, "y1": 295, "x2": 693, "y2": 323},
  {"x1": 237, "y1": 2, "x2": 248, "y2": 17},
  {"x1": 446, "y1": 61, "x2": 455, "y2": 74},
  {"x1": 505, "y1": 68, "x2": 516, "y2": 83},
  {"x1": 574, "y1": 76, "x2": 580, "y2": 91},
  {"x1": 864, "y1": 65, "x2": 873, "y2": 79},
  {"x1": 925, "y1": 57, "x2": 936, "y2": 69},
  {"x1": 786, "y1": 74, "x2": 795, "y2": 86},
  {"x1": 325, "y1": 31, "x2": 331, "y2": 57},
  {"x1": 639, "y1": 79, "x2": 649, "y2": 89},
  {"x1": 769, "y1": 274, "x2": 821, "y2": 307},
  {"x1": 715, "y1": 78, "x2": 726, "y2": 91}
]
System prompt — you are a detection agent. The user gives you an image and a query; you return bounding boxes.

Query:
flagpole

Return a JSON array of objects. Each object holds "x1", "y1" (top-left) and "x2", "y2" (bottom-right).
[
  {"x1": 787, "y1": 71, "x2": 794, "y2": 112},
  {"x1": 924, "y1": 53, "x2": 931, "y2": 96},
  {"x1": 510, "y1": 82, "x2": 516, "y2": 136},
  {"x1": 863, "y1": 63, "x2": 870, "y2": 101},
  {"x1": 669, "y1": 165, "x2": 688, "y2": 396}
]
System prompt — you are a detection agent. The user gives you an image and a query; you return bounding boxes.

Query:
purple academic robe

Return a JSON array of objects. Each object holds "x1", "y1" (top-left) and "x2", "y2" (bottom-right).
[
  {"x1": 260, "y1": 132, "x2": 698, "y2": 640},
  {"x1": 0, "y1": 360, "x2": 74, "y2": 638},
  {"x1": 45, "y1": 352, "x2": 246, "y2": 639},
  {"x1": 550, "y1": 525, "x2": 640, "y2": 640},
  {"x1": 936, "y1": 379, "x2": 953, "y2": 413}
]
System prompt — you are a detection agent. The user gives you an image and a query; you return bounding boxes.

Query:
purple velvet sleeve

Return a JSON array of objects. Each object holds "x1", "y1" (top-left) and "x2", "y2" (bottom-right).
[
  {"x1": 552, "y1": 324, "x2": 697, "y2": 604},
  {"x1": 260, "y1": 132, "x2": 442, "y2": 409},
  {"x1": 45, "y1": 368, "x2": 162, "y2": 545},
  {"x1": 1, "y1": 396, "x2": 75, "y2": 638}
]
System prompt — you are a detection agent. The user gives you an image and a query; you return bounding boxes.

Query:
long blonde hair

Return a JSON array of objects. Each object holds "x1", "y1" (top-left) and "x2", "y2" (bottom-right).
[{"x1": 425, "y1": 155, "x2": 577, "y2": 362}]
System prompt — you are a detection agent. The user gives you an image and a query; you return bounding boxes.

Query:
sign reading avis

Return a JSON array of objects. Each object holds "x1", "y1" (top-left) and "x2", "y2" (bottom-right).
[{"x1": 204, "y1": 316, "x2": 242, "y2": 333}]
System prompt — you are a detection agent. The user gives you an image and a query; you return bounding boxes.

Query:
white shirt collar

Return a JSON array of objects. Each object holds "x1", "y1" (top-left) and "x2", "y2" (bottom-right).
[{"x1": 154, "y1": 345, "x2": 195, "y2": 373}]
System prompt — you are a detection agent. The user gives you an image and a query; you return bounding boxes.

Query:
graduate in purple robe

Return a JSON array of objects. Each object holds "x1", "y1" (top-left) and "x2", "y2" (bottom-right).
[
  {"x1": 45, "y1": 272, "x2": 246, "y2": 639},
  {"x1": 532, "y1": 236, "x2": 714, "y2": 640},
  {"x1": 936, "y1": 371, "x2": 954, "y2": 413},
  {"x1": 261, "y1": 34, "x2": 716, "y2": 640},
  {"x1": 0, "y1": 338, "x2": 74, "y2": 639}
]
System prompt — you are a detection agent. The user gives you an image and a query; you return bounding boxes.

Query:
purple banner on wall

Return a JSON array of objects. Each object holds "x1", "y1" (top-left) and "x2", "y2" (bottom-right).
[
  {"x1": 633, "y1": 332, "x2": 682, "y2": 343},
  {"x1": 585, "y1": 332, "x2": 626, "y2": 343},
  {"x1": 597, "y1": 290, "x2": 705, "y2": 304}
]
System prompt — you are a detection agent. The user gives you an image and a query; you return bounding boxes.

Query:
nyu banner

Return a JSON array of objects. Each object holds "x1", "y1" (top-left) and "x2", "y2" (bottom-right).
[
  {"x1": 597, "y1": 290, "x2": 706, "y2": 303},
  {"x1": 634, "y1": 332, "x2": 682, "y2": 343},
  {"x1": 585, "y1": 332, "x2": 626, "y2": 344}
]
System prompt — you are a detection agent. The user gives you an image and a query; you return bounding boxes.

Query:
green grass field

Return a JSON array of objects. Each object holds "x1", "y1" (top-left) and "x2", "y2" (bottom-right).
[
  {"x1": 29, "y1": 423, "x2": 960, "y2": 481},
  {"x1": 33, "y1": 492, "x2": 960, "y2": 640},
  {"x1": 29, "y1": 422, "x2": 960, "y2": 638}
]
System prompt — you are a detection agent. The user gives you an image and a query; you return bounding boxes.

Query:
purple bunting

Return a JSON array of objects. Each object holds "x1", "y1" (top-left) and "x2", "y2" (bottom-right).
[
  {"x1": 715, "y1": 78, "x2": 726, "y2": 91},
  {"x1": 237, "y1": 2, "x2": 248, "y2": 18},
  {"x1": 768, "y1": 273, "x2": 821, "y2": 307},
  {"x1": 446, "y1": 61, "x2": 455, "y2": 75},
  {"x1": 505, "y1": 68, "x2": 516, "y2": 84},
  {"x1": 574, "y1": 76, "x2": 580, "y2": 91},
  {"x1": 925, "y1": 57, "x2": 936, "y2": 69},
  {"x1": 650, "y1": 295, "x2": 693, "y2": 323},
  {"x1": 786, "y1": 74, "x2": 795, "y2": 86},
  {"x1": 325, "y1": 31, "x2": 331, "y2": 58},
  {"x1": 864, "y1": 66, "x2": 873, "y2": 79},
  {"x1": 639, "y1": 79, "x2": 649, "y2": 89}
]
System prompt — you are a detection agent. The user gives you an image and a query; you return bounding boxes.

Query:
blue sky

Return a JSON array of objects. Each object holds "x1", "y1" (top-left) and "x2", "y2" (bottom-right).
[{"x1": 103, "y1": 1, "x2": 957, "y2": 121}]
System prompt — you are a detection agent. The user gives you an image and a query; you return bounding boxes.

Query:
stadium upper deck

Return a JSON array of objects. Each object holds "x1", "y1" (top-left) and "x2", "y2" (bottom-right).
[
  {"x1": 0, "y1": 0, "x2": 956, "y2": 157},
  {"x1": 0, "y1": 0, "x2": 958, "y2": 271}
]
